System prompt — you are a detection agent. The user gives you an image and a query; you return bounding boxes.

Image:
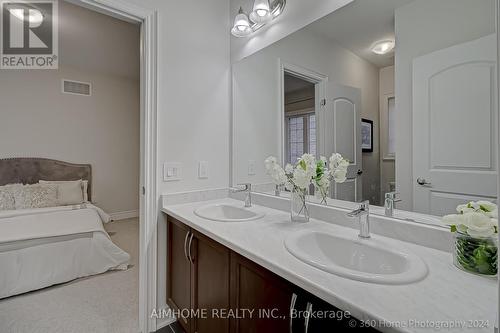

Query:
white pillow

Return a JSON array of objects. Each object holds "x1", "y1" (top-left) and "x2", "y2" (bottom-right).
[
  {"x1": 13, "y1": 184, "x2": 58, "y2": 209},
  {"x1": 82, "y1": 180, "x2": 89, "y2": 202},
  {"x1": 0, "y1": 184, "x2": 21, "y2": 210},
  {"x1": 39, "y1": 179, "x2": 89, "y2": 202},
  {"x1": 39, "y1": 180, "x2": 84, "y2": 206}
]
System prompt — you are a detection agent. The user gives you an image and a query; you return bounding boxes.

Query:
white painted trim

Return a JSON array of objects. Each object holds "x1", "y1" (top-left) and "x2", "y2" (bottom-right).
[
  {"x1": 278, "y1": 59, "x2": 328, "y2": 164},
  {"x1": 230, "y1": 66, "x2": 235, "y2": 187},
  {"x1": 496, "y1": 0, "x2": 500, "y2": 329},
  {"x1": 110, "y1": 210, "x2": 139, "y2": 221},
  {"x1": 155, "y1": 305, "x2": 177, "y2": 330},
  {"x1": 380, "y1": 93, "x2": 395, "y2": 161},
  {"x1": 139, "y1": 10, "x2": 159, "y2": 333},
  {"x1": 72, "y1": 2, "x2": 158, "y2": 333}
]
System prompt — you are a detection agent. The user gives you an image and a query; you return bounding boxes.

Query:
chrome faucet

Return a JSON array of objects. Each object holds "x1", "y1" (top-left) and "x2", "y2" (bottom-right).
[
  {"x1": 347, "y1": 200, "x2": 370, "y2": 238},
  {"x1": 384, "y1": 192, "x2": 402, "y2": 217},
  {"x1": 231, "y1": 183, "x2": 252, "y2": 207},
  {"x1": 274, "y1": 184, "x2": 281, "y2": 197}
]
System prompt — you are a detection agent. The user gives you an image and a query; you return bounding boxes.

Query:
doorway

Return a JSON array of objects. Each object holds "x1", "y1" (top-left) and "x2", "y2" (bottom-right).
[
  {"x1": 279, "y1": 61, "x2": 327, "y2": 167},
  {"x1": 283, "y1": 73, "x2": 317, "y2": 165},
  {"x1": 70, "y1": 1, "x2": 158, "y2": 332}
]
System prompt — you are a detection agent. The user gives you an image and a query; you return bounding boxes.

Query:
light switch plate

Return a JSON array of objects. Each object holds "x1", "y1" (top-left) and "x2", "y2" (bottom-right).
[
  {"x1": 163, "y1": 162, "x2": 182, "y2": 182},
  {"x1": 198, "y1": 161, "x2": 209, "y2": 179},
  {"x1": 248, "y1": 160, "x2": 256, "y2": 175}
]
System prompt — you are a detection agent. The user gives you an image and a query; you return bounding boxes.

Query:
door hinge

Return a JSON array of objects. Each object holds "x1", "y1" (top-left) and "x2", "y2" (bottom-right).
[{"x1": 320, "y1": 99, "x2": 326, "y2": 106}]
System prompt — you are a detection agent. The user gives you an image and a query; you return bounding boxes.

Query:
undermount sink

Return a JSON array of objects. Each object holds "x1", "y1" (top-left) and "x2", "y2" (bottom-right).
[
  {"x1": 194, "y1": 204, "x2": 264, "y2": 222},
  {"x1": 285, "y1": 230, "x2": 428, "y2": 284}
]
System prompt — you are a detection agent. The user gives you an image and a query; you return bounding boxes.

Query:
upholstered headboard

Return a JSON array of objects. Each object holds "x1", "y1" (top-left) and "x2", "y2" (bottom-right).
[{"x1": 0, "y1": 158, "x2": 92, "y2": 201}]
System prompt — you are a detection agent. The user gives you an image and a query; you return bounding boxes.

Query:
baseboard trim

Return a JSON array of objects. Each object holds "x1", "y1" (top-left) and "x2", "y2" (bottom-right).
[
  {"x1": 156, "y1": 317, "x2": 176, "y2": 331},
  {"x1": 110, "y1": 210, "x2": 139, "y2": 221},
  {"x1": 155, "y1": 304, "x2": 177, "y2": 330}
]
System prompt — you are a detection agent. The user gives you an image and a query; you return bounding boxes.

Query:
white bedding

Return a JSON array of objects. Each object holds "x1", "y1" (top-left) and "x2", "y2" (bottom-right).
[
  {"x1": 0, "y1": 203, "x2": 111, "y2": 222},
  {"x1": 0, "y1": 205, "x2": 130, "y2": 299}
]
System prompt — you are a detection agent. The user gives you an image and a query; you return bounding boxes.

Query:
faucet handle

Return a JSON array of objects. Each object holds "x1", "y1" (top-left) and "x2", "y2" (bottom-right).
[
  {"x1": 237, "y1": 183, "x2": 251, "y2": 191},
  {"x1": 385, "y1": 192, "x2": 401, "y2": 201},
  {"x1": 359, "y1": 200, "x2": 370, "y2": 212},
  {"x1": 274, "y1": 184, "x2": 281, "y2": 196},
  {"x1": 347, "y1": 200, "x2": 370, "y2": 217}
]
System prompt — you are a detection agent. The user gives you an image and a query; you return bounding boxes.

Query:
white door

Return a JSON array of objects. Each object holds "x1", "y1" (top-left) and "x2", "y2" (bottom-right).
[
  {"x1": 323, "y1": 83, "x2": 362, "y2": 202},
  {"x1": 412, "y1": 34, "x2": 497, "y2": 216}
]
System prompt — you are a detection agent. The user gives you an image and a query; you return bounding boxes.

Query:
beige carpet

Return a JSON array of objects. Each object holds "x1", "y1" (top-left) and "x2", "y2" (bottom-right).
[{"x1": 0, "y1": 218, "x2": 139, "y2": 333}]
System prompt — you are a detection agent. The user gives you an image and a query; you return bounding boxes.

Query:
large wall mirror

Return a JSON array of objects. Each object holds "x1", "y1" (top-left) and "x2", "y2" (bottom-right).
[{"x1": 232, "y1": 0, "x2": 498, "y2": 225}]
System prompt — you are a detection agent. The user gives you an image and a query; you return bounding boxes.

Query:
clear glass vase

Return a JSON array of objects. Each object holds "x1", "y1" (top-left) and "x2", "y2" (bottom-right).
[
  {"x1": 453, "y1": 231, "x2": 498, "y2": 276},
  {"x1": 291, "y1": 187, "x2": 309, "y2": 222}
]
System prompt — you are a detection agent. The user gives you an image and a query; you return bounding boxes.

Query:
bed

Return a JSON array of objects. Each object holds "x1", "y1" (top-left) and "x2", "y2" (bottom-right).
[{"x1": 0, "y1": 158, "x2": 130, "y2": 299}]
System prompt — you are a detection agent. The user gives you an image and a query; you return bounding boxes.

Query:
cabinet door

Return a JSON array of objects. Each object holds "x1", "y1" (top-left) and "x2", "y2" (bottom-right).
[
  {"x1": 230, "y1": 252, "x2": 295, "y2": 333},
  {"x1": 167, "y1": 218, "x2": 192, "y2": 333},
  {"x1": 191, "y1": 231, "x2": 231, "y2": 333},
  {"x1": 304, "y1": 294, "x2": 379, "y2": 333}
]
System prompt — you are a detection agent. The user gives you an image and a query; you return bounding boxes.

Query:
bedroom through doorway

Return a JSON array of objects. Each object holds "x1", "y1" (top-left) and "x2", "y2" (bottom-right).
[{"x1": 0, "y1": 1, "x2": 142, "y2": 332}]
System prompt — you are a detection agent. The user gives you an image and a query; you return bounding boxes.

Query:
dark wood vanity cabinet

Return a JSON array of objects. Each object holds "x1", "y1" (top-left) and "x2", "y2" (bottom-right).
[
  {"x1": 167, "y1": 218, "x2": 192, "y2": 332},
  {"x1": 191, "y1": 230, "x2": 231, "y2": 333},
  {"x1": 167, "y1": 215, "x2": 378, "y2": 333},
  {"x1": 229, "y1": 251, "x2": 296, "y2": 333},
  {"x1": 167, "y1": 217, "x2": 231, "y2": 333}
]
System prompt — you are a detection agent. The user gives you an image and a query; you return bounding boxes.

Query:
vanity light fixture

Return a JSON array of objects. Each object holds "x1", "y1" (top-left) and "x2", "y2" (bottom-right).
[
  {"x1": 371, "y1": 40, "x2": 395, "y2": 55},
  {"x1": 231, "y1": 7, "x2": 253, "y2": 37},
  {"x1": 231, "y1": 0, "x2": 286, "y2": 38}
]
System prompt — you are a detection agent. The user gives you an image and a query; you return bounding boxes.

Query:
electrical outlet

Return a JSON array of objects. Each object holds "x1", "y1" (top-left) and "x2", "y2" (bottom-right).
[
  {"x1": 248, "y1": 160, "x2": 256, "y2": 175},
  {"x1": 163, "y1": 162, "x2": 182, "y2": 181},
  {"x1": 198, "y1": 161, "x2": 209, "y2": 179}
]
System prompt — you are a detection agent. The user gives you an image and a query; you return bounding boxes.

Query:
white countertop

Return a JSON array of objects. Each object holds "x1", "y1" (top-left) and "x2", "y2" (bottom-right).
[{"x1": 162, "y1": 198, "x2": 497, "y2": 333}]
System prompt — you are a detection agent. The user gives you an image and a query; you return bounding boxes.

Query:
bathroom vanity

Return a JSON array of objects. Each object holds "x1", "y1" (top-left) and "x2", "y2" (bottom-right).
[
  {"x1": 166, "y1": 215, "x2": 373, "y2": 333},
  {"x1": 162, "y1": 195, "x2": 497, "y2": 333}
]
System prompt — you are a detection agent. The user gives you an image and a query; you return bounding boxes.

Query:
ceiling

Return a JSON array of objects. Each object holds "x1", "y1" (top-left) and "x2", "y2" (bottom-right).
[
  {"x1": 284, "y1": 74, "x2": 314, "y2": 93},
  {"x1": 306, "y1": 0, "x2": 415, "y2": 68},
  {"x1": 59, "y1": 0, "x2": 140, "y2": 80}
]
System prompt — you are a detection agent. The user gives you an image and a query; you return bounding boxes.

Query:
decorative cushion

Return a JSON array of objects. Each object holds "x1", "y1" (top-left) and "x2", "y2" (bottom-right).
[
  {"x1": 13, "y1": 184, "x2": 58, "y2": 209},
  {"x1": 39, "y1": 180, "x2": 84, "y2": 205},
  {"x1": 82, "y1": 180, "x2": 89, "y2": 202},
  {"x1": 0, "y1": 184, "x2": 21, "y2": 210}
]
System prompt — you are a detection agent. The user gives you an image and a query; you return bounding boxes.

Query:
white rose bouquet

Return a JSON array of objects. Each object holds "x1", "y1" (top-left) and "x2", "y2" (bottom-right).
[
  {"x1": 313, "y1": 153, "x2": 349, "y2": 204},
  {"x1": 442, "y1": 201, "x2": 498, "y2": 275},
  {"x1": 264, "y1": 153, "x2": 349, "y2": 204},
  {"x1": 264, "y1": 154, "x2": 316, "y2": 193},
  {"x1": 442, "y1": 201, "x2": 498, "y2": 238}
]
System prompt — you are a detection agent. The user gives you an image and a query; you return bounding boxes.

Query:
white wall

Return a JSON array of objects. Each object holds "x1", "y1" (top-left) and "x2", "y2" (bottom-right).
[
  {"x1": 152, "y1": 0, "x2": 231, "y2": 196},
  {"x1": 394, "y1": 0, "x2": 495, "y2": 210},
  {"x1": 233, "y1": 26, "x2": 380, "y2": 198},
  {"x1": 230, "y1": 0, "x2": 353, "y2": 62},
  {"x1": 60, "y1": 1, "x2": 140, "y2": 80},
  {"x1": 0, "y1": 66, "x2": 140, "y2": 214},
  {"x1": 379, "y1": 65, "x2": 395, "y2": 200}
]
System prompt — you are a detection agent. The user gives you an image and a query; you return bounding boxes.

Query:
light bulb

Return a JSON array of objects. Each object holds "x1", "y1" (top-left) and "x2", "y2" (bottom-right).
[
  {"x1": 371, "y1": 40, "x2": 395, "y2": 55},
  {"x1": 256, "y1": 9, "x2": 268, "y2": 17},
  {"x1": 250, "y1": 0, "x2": 271, "y2": 24}
]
